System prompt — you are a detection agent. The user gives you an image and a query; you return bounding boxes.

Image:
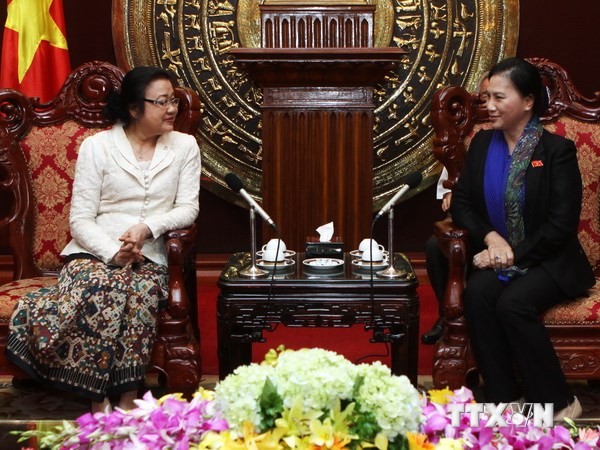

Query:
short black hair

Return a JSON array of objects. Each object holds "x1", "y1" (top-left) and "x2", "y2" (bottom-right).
[
  {"x1": 488, "y1": 57, "x2": 548, "y2": 116},
  {"x1": 104, "y1": 66, "x2": 177, "y2": 126}
]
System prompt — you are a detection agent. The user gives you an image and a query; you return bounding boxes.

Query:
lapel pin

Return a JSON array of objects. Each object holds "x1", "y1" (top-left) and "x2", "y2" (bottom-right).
[{"x1": 531, "y1": 160, "x2": 543, "y2": 167}]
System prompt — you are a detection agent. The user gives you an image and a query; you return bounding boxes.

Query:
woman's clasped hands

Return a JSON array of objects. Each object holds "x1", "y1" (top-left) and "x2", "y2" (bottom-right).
[
  {"x1": 472, "y1": 231, "x2": 514, "y2": 270},
  {"x1": 111, "y1": 224, "x2": 152, "y2": 267}
]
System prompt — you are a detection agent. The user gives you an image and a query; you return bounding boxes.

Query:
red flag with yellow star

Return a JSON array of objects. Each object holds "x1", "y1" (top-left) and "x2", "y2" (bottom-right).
[{"x1": 1, "y1": 0, "x2": 70, "y2": 103}]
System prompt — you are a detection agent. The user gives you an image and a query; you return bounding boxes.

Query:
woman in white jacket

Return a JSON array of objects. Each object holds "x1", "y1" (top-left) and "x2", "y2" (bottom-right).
[{"x1": 6, "y1": 67, "x2": 201, "y2": 413}]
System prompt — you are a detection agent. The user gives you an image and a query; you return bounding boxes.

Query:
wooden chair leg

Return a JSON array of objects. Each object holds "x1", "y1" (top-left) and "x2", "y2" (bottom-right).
[
  {"x1": 163, "y1": 340, "x2": 202, "y2": 400},
  {"x1": 432, "y1": 327, "x2": 476, "y2": 390}
]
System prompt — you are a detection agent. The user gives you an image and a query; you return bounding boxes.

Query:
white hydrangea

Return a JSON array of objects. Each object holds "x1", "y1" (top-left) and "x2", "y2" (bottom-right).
[
  {"x1": 213, "y1": 349, "x2": 423, "y2": 441},
  {"x1": 271, "y1": 348, "x2": 357, "y2": 413},
  {"x1": 214, "y1": 363, "x2": 273, "y2": 432},
  {"x1": 355, "y1": 361, "x2": 423, "y2": 438}
]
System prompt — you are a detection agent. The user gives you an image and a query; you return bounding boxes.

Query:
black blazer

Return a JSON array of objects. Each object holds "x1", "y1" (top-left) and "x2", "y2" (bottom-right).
[{"x1": 451, "y1": 129, "x2": 595, "y2": 298}]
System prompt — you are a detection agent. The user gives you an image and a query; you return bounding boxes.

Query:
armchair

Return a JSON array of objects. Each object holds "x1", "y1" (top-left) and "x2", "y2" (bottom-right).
[
  {"x1": 0, "y1": 61, "x2": 202, "y2": 398},
  {"x1": 430, "y1": 58, "x2": 600, "y2": 389}
]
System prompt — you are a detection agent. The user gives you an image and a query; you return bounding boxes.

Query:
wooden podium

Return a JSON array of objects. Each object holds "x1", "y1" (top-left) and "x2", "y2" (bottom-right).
[{"x1": 229, "y1": 1, "x2": 406, "y2": 251}]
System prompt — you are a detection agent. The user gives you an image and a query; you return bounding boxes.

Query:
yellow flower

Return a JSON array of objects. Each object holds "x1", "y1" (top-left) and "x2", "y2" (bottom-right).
[
  {"x1": 263, "y1": 345, "x2": 287, "y2": 366},
  {"x1": 406, "y1": 432, "x2": 434, "y2": 450},
  {"x1": 157, "y1": 393, "x2": 185, "y2": 405},
  {"x1": 427, "y1": 387, "x2": 453, "y2": 405},
  {"x1": 197, "y1": 422, "x2": 286, "y2": 450},
  {"x1": 308, "y1": 435, "x2": 351, "y2": 449},
  {"x1": 309, "y1": 418, "x2": 336, "y2": 447},
  {"x1": 275, "y1": 396, "x2": 313, "y2": 437},
  {"x1": 435, "y1": 438, "x2": 464, "y2": 450},
  {"x1": 282, "y1": 434, "x2": 312, "y2": 448},
  {"x1": 195, "y1": 387, "x2": 216, "y2": 401},
  {"x1": 197, "y1": 430, "x2": 242, "y2": 449},
  {"x1": 374, "y1": 433, "x2": 389, "y2": 450}
]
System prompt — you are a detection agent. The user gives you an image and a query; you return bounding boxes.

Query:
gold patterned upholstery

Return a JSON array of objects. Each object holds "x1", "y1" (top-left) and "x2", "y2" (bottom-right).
[
  {"x1": 546, "y1": 118, "x2": 600, "y2": 270},
  {"x1": 23, "y1": 123, "x2": 102, "y2": 271},
  {"x1": 430, "y1": 58, "x2": 600, "y2": 389},
  {"x1": 543, "y1": 283, "x2": 600, "y2": 324},
  {"x1": 540, "y1": 117, "x2": 600, "y2": 325},
  {"x1": 0, "y1": 61, "x2": 203, "y2": 398}
]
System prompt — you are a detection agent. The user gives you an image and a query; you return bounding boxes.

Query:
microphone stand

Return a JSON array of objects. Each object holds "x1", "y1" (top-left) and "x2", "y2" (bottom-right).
[
  {"x1": 377, "y1": 208, "x2": 407, "y2": 279},
  {"x1": 240, "y1": 207, "x2": 268, "y2": 278}
]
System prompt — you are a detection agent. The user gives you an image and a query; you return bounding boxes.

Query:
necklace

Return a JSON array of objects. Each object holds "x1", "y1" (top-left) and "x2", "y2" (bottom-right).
[
  {"x1": 133, "y1": 147, "x2": 149, "y2": 161},
  {"x1": 125, "y1": 128, "x2": 156, "y2": 161}
]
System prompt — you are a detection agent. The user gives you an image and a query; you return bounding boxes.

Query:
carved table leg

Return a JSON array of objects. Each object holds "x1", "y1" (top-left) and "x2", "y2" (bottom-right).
[
  {"x1": 217, "y1": 321, "x2": 253, "y2": 379},
  {"x1": 406, "y1": 321, "x2": 419, "y2": 384},
  {"x1": 389, "y1": 323, "x2": 418, "y2": 385},
  {"x1": 222, "y1": 340, "x2": 252, "y2": 380}
]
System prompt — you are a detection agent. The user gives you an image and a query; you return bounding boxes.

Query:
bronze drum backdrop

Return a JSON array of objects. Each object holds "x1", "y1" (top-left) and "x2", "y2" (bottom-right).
[{"x1": 112, "y1": 0, "x2": 518, "y2": 209}]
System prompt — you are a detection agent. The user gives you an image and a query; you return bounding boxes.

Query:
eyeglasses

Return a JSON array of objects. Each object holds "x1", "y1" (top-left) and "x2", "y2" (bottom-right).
[{"x1": 144, "y1": 97, "x2": 180, "y2": 108}]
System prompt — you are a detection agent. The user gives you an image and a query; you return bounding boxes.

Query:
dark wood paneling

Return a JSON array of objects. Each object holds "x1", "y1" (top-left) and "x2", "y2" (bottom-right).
[
  {"x1": 260, "y1": 4, "x2": 375, "y2": 48},
  {"x1": 63, "y1": 0, "x2": 117, "y2": 67},
  {"x1": 517, "y1": 0, "x2": 599, "y2": 97},
  {"x1": 262, "y1": 107, "x2": 373, "y2": 250}
]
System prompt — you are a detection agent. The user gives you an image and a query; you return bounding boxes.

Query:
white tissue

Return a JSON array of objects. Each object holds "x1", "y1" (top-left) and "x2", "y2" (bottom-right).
[{"x1": 316, "y1": 222, "x2": 334, "y2": 242}]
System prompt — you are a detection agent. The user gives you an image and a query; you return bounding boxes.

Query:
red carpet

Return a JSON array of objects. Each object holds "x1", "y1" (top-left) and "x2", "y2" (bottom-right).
[{"x1": 198, "y1": 281, "x2": 438, "y2": 377}]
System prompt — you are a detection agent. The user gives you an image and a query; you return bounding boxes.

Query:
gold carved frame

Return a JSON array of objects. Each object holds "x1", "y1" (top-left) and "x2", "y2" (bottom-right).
[{"x1": 112, "y1": 0, "x2": 518, "y2": 208}]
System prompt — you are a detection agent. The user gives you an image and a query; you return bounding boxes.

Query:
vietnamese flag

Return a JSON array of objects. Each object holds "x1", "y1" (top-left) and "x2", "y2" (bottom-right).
[{"x1": 1, "y1": 0, "x2": 70, "y2": 103}]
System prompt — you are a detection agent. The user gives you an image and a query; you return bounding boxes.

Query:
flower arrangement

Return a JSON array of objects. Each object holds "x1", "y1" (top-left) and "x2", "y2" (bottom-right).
[
  {"x1": 419, "y1": 386, "x2": 600, "y2": 449},
  {"x1": 13, "y1": 347, "x2": 600, "y2": 449},
  {"x1": 14, "y1": 390, "x2": 228, "y2": 449},
  {"x1": 209, "y1": 346, "x2": 422, "y2": 448}
]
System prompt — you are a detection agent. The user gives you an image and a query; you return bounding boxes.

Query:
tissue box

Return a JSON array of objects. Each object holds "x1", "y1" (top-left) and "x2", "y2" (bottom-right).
[{"x1": 305, "y1": 236, "x2": 344, "y2": 259}]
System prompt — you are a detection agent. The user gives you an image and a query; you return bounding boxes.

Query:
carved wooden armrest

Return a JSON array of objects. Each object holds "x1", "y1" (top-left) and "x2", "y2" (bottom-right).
[
  {"x1": 434, "y1": 217, "x2": 469, "y2": 320},
  {"x1": 163, "y1": 223, "x2": 198, "y2": 319}
]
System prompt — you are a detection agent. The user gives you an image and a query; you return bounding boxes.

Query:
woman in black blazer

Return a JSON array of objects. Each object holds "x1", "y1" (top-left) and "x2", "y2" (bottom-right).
[{"x1": 451, "y1": 57, "x2": 595, "y2": 420}]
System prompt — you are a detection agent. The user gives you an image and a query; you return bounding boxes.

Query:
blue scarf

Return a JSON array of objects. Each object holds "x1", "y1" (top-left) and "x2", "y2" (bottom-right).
[
  {"x1": 483, "y1": 117, "x2": 543, "y2": 283},
  {"x1": 484, "y1": 131, "x2": 511, "y2": 241}
]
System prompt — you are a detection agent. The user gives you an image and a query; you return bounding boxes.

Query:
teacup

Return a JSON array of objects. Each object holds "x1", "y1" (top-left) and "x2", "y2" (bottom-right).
[
  {"x1": 359, "y1": 239, "x2": 385, "y2": 254},
  {"x1": 263, "y1": 248, "x2": 286, "y2": 262},
  {"x1": 362, "y1": 245, "x2": 385, "y2": 262},
  {"x1": 262, "y1": 238, "x2": 287, "y2": 253}
]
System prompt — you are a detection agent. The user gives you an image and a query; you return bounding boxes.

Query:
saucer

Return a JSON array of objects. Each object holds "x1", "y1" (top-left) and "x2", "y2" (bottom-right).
[
  {"x1": 351, "y1": 258, "x2": 389, "y2": 273},
  {"x1": 303, "y1": 258, "x2": 344, "y2": 274},
  {"x1": 256, "y1": 258, "x2": 295, "y2": 273},
  {"x1": 256, "y1": 250, "x2": 296, "y2": 258},
  {"x1": 350, "y1": 250, "x2": 389, "y2": 258}
]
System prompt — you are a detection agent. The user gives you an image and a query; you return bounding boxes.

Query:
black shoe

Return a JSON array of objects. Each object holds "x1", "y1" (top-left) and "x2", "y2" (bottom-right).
[{"x1": 421, "y1": 317, "x2": 444, "y2": 344}]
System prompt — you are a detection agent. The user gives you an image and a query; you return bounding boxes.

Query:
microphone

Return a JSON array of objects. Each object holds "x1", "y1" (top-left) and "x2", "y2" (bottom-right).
[
  {"x1": 374, "y1": 171, "x2": 422, "y2": 221},
  {"x1": 225, "y1": 172, "x2": 277, "y2": 228}
]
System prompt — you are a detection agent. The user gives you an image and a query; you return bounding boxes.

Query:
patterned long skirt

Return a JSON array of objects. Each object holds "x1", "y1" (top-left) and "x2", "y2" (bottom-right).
[{"x1": 6, "y1": 258, "x2": 168, "y2": 402}]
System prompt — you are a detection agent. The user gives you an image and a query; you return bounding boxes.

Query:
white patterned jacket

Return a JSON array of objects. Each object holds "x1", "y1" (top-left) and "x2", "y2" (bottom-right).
[{"x1": 61, "y1": 124, "x2": 201, "y2": 266}]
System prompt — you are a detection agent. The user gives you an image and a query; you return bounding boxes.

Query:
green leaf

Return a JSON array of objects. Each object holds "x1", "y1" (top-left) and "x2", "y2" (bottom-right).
[
  {"x1": 348, "y1": 401, "x2": 380, "y2": 443},
  {"x1": 353, "y1": 375, "x2": 365, "y2": 397},
  {"x1": 259, "y1": 377, "x2": 284, "y2": 431},
  {"x1": 388, "y1": 434, "x2": 409, "y2": 450}
]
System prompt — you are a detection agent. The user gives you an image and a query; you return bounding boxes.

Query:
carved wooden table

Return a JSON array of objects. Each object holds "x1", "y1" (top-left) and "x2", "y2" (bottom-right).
[{"x1": 217, "y1": 252, "x2": 419, "y2": 384}]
